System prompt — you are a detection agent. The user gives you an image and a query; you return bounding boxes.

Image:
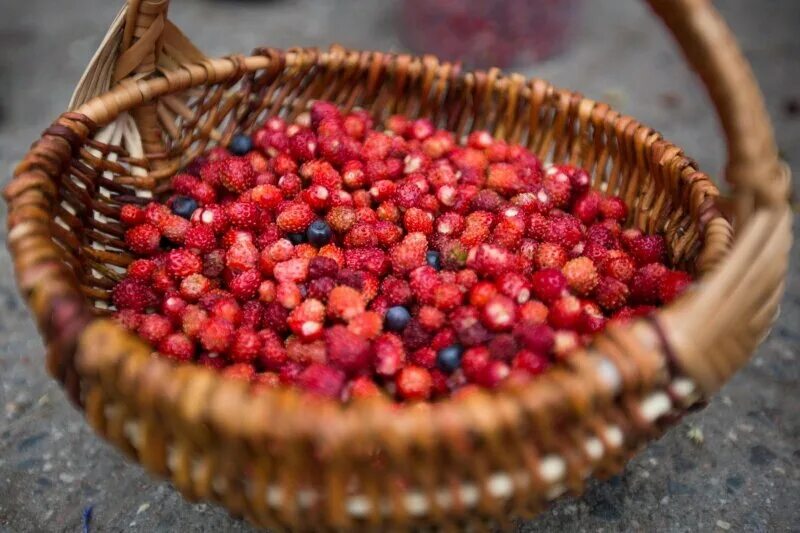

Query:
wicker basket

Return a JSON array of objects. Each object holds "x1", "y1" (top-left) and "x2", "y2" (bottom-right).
[{"x1": 4, "y1": 0, "x2": 792, "y2": 529}]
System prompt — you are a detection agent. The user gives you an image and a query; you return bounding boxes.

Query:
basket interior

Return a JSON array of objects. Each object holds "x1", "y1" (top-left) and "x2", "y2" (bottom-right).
[{"x1": 52, "y1": 48, "x2": 720, "y2": 316}]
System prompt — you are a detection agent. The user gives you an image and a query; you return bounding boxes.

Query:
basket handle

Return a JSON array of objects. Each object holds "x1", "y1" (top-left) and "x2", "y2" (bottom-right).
[{"x1": 646, "y1": 0, "x2": 788, "y2": 221}]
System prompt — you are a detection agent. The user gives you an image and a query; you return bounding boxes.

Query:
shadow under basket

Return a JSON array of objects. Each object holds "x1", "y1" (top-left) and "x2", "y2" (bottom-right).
[{"x1": 3, "y1": 0, "x2": 792, "y2": 529}]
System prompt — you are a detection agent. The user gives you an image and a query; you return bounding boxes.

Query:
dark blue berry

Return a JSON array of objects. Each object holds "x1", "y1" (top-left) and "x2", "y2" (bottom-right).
[
  {"x1": 306, "y1": 220, "x2": 332, "y2": 247},
  {"x1": 385, "y1": 306, "x2": 411, "y2": 331},
  {"x1": 229, "y1": 133, "x2": 253, "y2": 155},
  {"x1": 287, "y1": 232, "x2": 306, "y2": 245},
  {"x1": 426, "y1": 250, "x2": 442, "y2": 270},
  {"x1": 171, "y1": 195, "x2": 198, "y2": 219},
  {"x1": 436, "y1": 345, "x2": 463, "y2": 373}
]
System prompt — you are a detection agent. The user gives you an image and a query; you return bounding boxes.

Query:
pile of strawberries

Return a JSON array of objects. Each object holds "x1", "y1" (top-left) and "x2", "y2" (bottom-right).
[{"x1": 112, "y1": 101, "x2": 692, "y2": 402}]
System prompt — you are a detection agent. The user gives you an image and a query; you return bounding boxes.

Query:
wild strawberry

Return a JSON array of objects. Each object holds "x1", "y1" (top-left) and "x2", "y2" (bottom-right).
[
  {"x1": 229, "y1": 269, "x2": 261, "y2": 300},
  {"x1": 127, "y1": 258, "x2": 156, "y2": 280},
  {"x1": 530, "y1": 268, "x2": 567, "y2": 303},
  {"x1": 114, "y1": 309, "x2": 141, "y2": 331},
  {"x1": 595, "y1": 276, "x2": 629, "y2": 310},
  {"x1": 572, "y1": 191, "x2": 601, "y2": 224},
  {"x1": 251, "y1": 184, "x2": 283, "y2": 209},
  {"x1": 229, "y1": 328, "x2": 262, "y2": 363},
  {"x1": 659, "y1": 270, "x2": 692, "y2": 303},
  {"x1": 461, "y1": 346, "x2": 490, "y2": 383},
  {"x1": 275, "y1": 281, "x2": 302, "y2": 309},
  {"x1": 278, "y1": 172, "x2": 303, "y2": 197},
  {"x1": 192, "y1": 204, "x2": 229, "y2": 234},
  {"x1": 372, "y1": 332, "x2": 405, "y2": 376},
  {"x1": 600, "y1": 250, "x2": 636, "y2": 282},
  {"x1": 184, "y1": 224, "x2": 217, "y2": 253},
  {"x1": 513, "y1": 322, "x2": 555, "y2": 355},
  {"x1": 225, "y1": 201, "x2": 260, "y2": 230},
  {"x1": 181, "y1": 305, "x2": 208, "y2": 339},
  {"x1": 389, "y1": 232, "x2": 428, "y2": 274},
  {"x1": 298, "y1": 364, "x2": 345, "y2": 399},
  {"x1": 630, "y1": 263, "x2": 668, "y2": 304},
  {"x1": 165, "y1": 249, "x2": 201, "y2": 278},
  {"x1": 179, "y1": 273, "x2": 211, "y2": 301},
  {"x1": 198, "y1": 317, "x2": 234, "y2": 352},
  {"x1": 144, "y1": 202, "x2": 171, "y2": 227},
  {"x1": 240, "y1": 300, "x2": 264, "y2": 329},
  {"x1": 548, "y1": 295, "x2": 582, "y2": 329},
  {"x1": 218, "y1": 157, "x2": 256, "y2": 193},
  {"x1": 497, "y1": 272, "x2": 530, "y2": 303},
  {"x1": 600, "y1": 196, "x2": 627, "y2": 221},
  {"x1": 534, "y1": 242, "x2": 567, "y2": 270},
  {"x1": 344, "y1": 247, "x2": 388, "y2": 276},
  {"x1": 513, "y1": 349, "x2": 550, "y2": 375},
  {"x1": 543, "y1": 171, "x2": 572, "y2": 208},
  {"x1": 223, "y1": 363, "x2": 256, "y2": 381},
  {"x1": 627, "y1": 234, "x2": 667, "y2": 266},
  {"x1": 327, "y1": 285, "x2": 365, "y2": 321},
  {"x1": 475, "y1": 360, "x2": 510, "y2": 388},
  {"x1": 553, "y1": 330, "x2": 581, "y2": 360},
  {"x1": 468, "y1": 281, "x2": 498, "y2": 308},
  {"x1": 325, "y1": 324, "x2": 371, "y2": 375},
  {"x1": 395, "y1": 366, "x2": 432, "y2": 401},
  {"x1": 481, "y1": 294, "x2": 517, "y2": 331},
  {"x1": 562, "y1": 257, "x2": 598, "y2": 295},
  {"x1": 120, "y1": 204, "x2": 146, "y2": 226},
  {"x1": 112, "y1": 278, "x2": 157, "y2": 311},
  {"x1": 276, "y1": 203, "x2": 315, "y2": 233},
  {"x1": 125, "y1": 223, "x2": 161, "y2": 255},
  {"x1": 544, "y1": 214, "x2": 582, "y2": 248},
  {"x1": 460, "y1": 211, "x2": 493, "y2": 246},
  {"x1": 433, "y1": 283, "x2": 462, "y2": 311},
  {"x1": 346, "y1": 311, "x2": 382, "y2": 339},
  {"x1": 518, "y1": 300, "x2": 548, "y2": 324},
  {"x1": 418, "y1": 305, "x2": 446, "y2": 331},
  {"x1": 137, "y1": 314, "x2": 172, "y2": 345},
  {"x1": 158, "y1": 333, "x2": 194, "y2": 361},
  {"x1": 346, "y1": 376, "x2": 382, "y2": 401},
  {"x1": 468, "y1": 243, "x2": 515, "y2": 279}
]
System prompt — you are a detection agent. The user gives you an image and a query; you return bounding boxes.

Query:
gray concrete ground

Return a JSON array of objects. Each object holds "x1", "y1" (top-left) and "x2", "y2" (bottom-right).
[{"x1": 0, "y1": 0, "x2": 798, "y2": 531}]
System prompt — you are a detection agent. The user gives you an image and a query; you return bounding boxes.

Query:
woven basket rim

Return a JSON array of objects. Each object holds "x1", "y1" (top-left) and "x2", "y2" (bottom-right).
[{"x1": 41, "y1": 46, "x2": 729, "y2": 445}]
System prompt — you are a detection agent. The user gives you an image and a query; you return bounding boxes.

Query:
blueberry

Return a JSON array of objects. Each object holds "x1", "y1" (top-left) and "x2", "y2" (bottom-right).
[
  {"x1": 426, "y1": 250, "x2": 442, "y2": 270},
  {"x1": 287, "y1": 232, "x2": 307, "y2": 245},
  {"x1": 385, "y1": 306, "x2": 411, "y2": 331},
  {"x1": 229, "y1": 133, "x2": 253, "y2": 155},
  {"x1": 436, "y1": 345, "x2": 463, "y2": 373},
  {"x1": 306, "y1": 220, "x2": 332, "y2": 247},
  {"x1": 171, "y1": 195, "x2": 198, "y2": 219}
]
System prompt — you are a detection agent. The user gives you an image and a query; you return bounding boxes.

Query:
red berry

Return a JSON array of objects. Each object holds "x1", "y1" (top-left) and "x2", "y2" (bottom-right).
[
  {"x1": 158, "y1": 333, "x2": 194, "y2": 361},
  {"x1": 562, "y1": 257, "x2": 598, "y2": 296},
  {"x1": 326, "y1": 325, "x2": 371, "y2": 375},
  {"x1": 138, "y1": 314, "x2": 172, "y2": 344},
  {"x1": 219, "y1": 157, "x2": 256, "y2": 193},
  {"x1": 630, "y1": 263, "x2": 668, "y2": 304},
  {"x1": 199, "y1": 317, "x2": 235, "y2": 352},
  {"x1": 548, "y1": 295, "x2": 582, "y2": 330},
  {"x1": 530, "y1": 268, "x2": 567, "y2": 303},
  {"x1": 659, "y1": 270, "x2": 692, "y2": 303},
  {"x1": 481, "y1": 294, "x2": 517, "y2": 331},
  {"x1": 595, "y1": 276, "x2": 629, "y2": 310},
  {"x1": 229, "y1": 328, "x2": 262, "y2": 362},
  {"x1": 627, "y1": 234, "x2": 667, "y2": 266},
  {"x1": 298, "y1": 364, "x2": 345, "y2": 399},
  {"x1": 276, "y1": 203, "x2": 316, "y2": 233},
  {"x1": 125, "y1": 223, "x2": 161, "y2": 255},
  {"x1": 120, "y1": 204, "x2": 145, "y2": 226},
  {"x1": 395, "y1": 366, "x2": 432, "y2": 401},
  {"x1": 112, "y1": 278, "x2": 157, "y2": 311}
]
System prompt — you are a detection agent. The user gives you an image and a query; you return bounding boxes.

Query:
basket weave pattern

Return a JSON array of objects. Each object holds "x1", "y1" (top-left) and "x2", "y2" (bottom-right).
[{"x1": 3, "y1": 0, "x2": 791, "y2": 529}]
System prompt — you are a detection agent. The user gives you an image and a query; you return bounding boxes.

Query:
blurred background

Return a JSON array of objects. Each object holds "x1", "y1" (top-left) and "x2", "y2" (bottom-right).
[{"x1": 0, "y1": 0, "x2": 798, "y2": 531}]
